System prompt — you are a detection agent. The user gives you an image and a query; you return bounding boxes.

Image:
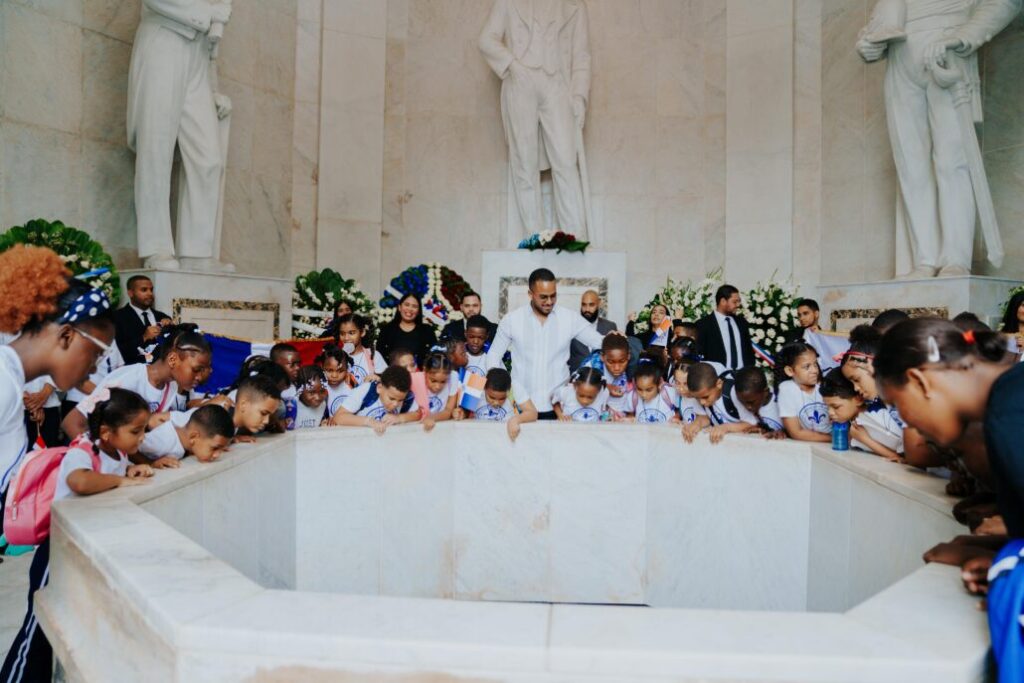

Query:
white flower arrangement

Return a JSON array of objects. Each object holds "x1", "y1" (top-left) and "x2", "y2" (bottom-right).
[
  {"x1": 741, "y1": 277, "x2": 800, "y2": 369},
  {"x1": 633, "y1": 269, "x2": 723, "y2": 333}
]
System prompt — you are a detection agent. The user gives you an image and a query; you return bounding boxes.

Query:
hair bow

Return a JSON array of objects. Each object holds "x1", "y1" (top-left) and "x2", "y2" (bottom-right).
[{"x1": 78, "y1": 385, "x2": 113, "y2": 415}]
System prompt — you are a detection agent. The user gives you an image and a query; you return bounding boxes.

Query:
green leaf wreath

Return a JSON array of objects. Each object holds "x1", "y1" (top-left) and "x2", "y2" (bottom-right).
[
  {"x1": 291, "y1": 268, "x2": 375, "y2": 339},
  {"x1": 0, "y1": 218, "x2": 121, "y2": 306}
]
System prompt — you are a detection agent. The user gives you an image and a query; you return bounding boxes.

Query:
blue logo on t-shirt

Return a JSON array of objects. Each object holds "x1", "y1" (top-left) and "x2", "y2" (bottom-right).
[
  {"x1": 428, "y1": 395, "x2": 444, "y2": 413},
  {"x1": 680, "y1": 406, "x2": 698, "y2": 424},
  {"x1": 889, "y1": 408, "x2": 905, "y2": 429},
  {"x1": 571, "y1": 407, "x2": 601, "y2": 422},
  {"x1": 350, "y1": 365, "x2": 368, "y2": 383},
  {"x1": 330, "y1": 396, "x2": 347, "y2": 415},
  {"x1": 364, "y1": 406, "x2": 388, "y2": 421},
  {"x1": 637, "y1": 408, "x2": 669, "y2": 424},
  {"x1": 475, "y1": 405, "x2": 508, "y2": 421},
  {"x1": 466, "y1": 365, "x2": 486, "y2": 378},
  {"x1": 799, "y1": 403, "x2": 830, "y2": 431},
  {"x1": 762, "y1": 416, "x2": 784, "y2": 431}
]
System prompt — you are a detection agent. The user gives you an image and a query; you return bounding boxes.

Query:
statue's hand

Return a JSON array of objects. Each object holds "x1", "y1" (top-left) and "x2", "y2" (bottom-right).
[
  {"x1": 572, "y1": 96, "x2": 586, "y2": 128},
  {"x1": 210, "y1": 2, "x2": 232, "y2": 25},
  {"x1": 925, "y1": 37, "x2": 966, "y2": 70},
  {"x1": 855, "y1": 34, "x2": 886, "y2": 62},
  {"x1": 214, "y1": 93, "x2": 232, "y2": 120},
  {"x1": 507, "y1": 60, "x2": 527, "y2": 82}
]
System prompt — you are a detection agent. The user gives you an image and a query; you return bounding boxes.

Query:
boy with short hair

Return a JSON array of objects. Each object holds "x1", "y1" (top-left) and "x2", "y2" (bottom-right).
[
  {"x1": 600, "y1": 334, "x2": 634, "y2": 416},
  {"x1": 454, "y1": 368, "x2": 538, "y2": 441},
  {"x1": 331, "y1": 366, "x2": 420, "y2": 435},
  {"x1": 270, "y1": 343, "x2": 302, "y2": 384},
  {"x1": 464, "y1": 315, "x2": 492, "y2": 377},
  {"x1": 234, "y1": 375, "x2": 286, "y2": 438},
  {"x1": 137, "y1": 404, "x2": 235, "y2": 467},
  {"x1": 820, "y1": 368, "x2": 903, "y2": 461},
  {"x1": 681, "y1": 363, "x2": 778, "y2": 444}
]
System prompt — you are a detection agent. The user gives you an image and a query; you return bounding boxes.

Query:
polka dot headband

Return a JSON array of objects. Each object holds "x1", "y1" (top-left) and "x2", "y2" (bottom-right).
[{"x1": 58, "y1": 289, "x2": 111, "y2": 325}]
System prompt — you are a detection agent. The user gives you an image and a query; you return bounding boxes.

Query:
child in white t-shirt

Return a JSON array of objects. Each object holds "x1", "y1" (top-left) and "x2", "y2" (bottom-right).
[
  {"x1": 419, "y1": 351, "x2": 460, "y2": 431},
  {"x1": 138, "y1": 404, "x2": 235, "y2": 467},
  {"x1": 681, "y1": 364, "x2": 775, "y2": 444},
  {"x1": 552, "y1": 367, "x2": 610, "y2": 423},
  {"x1": 775, "y1": 342, "x2": 831, "y2": 442},
  {"x1": 664, "y1": 361, "x2": 714, "y2": 425},
  {"x1": 463, "y1": 316, "x2": 491, "y2": 378},
  {"x1": 600, "y1": 335, "x2": 634, "y2": 417},
  {"x1": 821, "y1": 368, "x2": 904, "y2": 461},
  {"x1": 319, "y1": 344, "x2": 354, "y2": 418},
  {"x1": 335, "y1": 314, "x2": 386, "y2": 384},
  {"x1": 630, "y1": 362, "x2": 675, "y2": 424},
  {"x1": 294, "y1": 365, "x2": 328, "y2": 429},
  {"x1": 454, "y1": 368, "x2": 538, "y2": 441},
  {"x1": 332, "y1": 366, "x2": 420, "y2": 435}
]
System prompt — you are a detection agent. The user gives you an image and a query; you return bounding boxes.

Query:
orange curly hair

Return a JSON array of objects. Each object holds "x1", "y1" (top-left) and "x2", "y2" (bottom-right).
[{"x1": 0, "y1": 245, "x2": 71, "y2": 333}]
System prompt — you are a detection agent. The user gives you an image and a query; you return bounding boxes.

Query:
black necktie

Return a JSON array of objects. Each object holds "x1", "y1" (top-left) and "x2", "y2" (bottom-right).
[
  {"x1": 726, "y1": 317, "x2": 739, "y2": 369},
  {"x1": 142, "y1": 310, "x2": 152, "y2": 327}
]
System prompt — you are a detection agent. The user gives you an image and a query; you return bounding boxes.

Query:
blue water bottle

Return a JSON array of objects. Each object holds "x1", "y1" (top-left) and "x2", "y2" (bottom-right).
[{"x1": 832, "y1": 421, "x2": 850, "y2": 451}]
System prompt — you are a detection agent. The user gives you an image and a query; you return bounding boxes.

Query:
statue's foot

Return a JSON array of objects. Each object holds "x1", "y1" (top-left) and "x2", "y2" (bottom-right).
[
  {"x1": 937, "y1": 265, "x2": 971, "y2": 278},
  {"x1": 896, "y1": 266, "x2": 937, "y2": 280},
  {"x1": 144, "y1": 253, "x2": 180, "y2": 270},
  {"x1": 179, "y1": 257, "x2": 236, "y2": 274}
]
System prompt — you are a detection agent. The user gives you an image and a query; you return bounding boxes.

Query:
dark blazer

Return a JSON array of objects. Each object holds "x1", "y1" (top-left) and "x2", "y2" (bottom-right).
[
  {"x1": 439, "y1": 318, "x2": 498, "y2": 344},
  {"x1": 569, "y1": 317, "x2": 617, "y2": 371},
  {"x1": 114, "y1": 305, "x2": 170, "y2": 365},
  {"x1": 695, "y1": 313, "x2": 756, "y2": 370}
]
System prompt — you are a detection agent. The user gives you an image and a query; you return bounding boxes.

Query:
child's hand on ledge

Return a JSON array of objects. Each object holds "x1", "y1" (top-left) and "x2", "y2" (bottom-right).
[{"x1": 150, "y1": 456, "x2": 180, "y2": 469}]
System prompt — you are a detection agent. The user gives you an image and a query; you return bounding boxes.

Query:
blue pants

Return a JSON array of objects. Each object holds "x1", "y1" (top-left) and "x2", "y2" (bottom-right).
[{"x1": 0, "y1": 538, "x2": 51, "y2": 683}]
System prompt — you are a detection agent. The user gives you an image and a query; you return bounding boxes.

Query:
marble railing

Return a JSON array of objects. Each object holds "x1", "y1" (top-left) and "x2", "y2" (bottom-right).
[{"x1": 35, "y1": 424, "x2": 989, "y2": 682}]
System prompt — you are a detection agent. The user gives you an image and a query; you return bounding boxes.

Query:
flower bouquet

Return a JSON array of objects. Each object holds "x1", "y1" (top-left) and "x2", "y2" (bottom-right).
[
  {"x1": 291, "y1": 268, "x2": 375, "y2": 339},
  {"x1": 378, "y1": 263, "x2": 474, "y2": 329},
  {"x1": 518, "y1": 230, "x2": 590, "y2": 253},
  {"x1": 0, "y1": 218, "x2": 121, "y2": 306},
  {"x1": 633, "y1": 270, "x2": 722, "y2": 334},
  {"x1": 743, "y1": 277, "x2": 801, "y2": 368}
]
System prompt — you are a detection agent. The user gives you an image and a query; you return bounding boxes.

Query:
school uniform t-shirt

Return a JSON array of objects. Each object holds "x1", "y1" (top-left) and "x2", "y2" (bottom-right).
[
  {"x1": 326, "y1": 383, "x2": 353, "y2": 417},
  {"x1": 471, "y1": 398, "x2": 518, "y2": 423},
  {"x1": 340, "y1": 382, "x2": 413, "y2": 421},
  {"x1": 53, "y1": 444, "x2": 128, "y2": 502},
  {"x1": 854, "y1": 405, "x2": 905, "y2": 454},
  {"x1": 140, "y1": 421, "x2": 186, "y2": 461},
  {"x1": 66, "y1": 344, "x2": 125, "y2": 403},
  {"x1": 603, "y1": 370, "x2": 634, "y2": 415},
  {"x1": 427, "y1": 375, "x2": 461, "y2": 414},
  {"x1": 777, "y1": 380, "x2": 831, "y2": 433},
  {"x1": 633, "y1": 389, "x2": 675, "y2": 424},
  {"x1": 465, "y1": 352, "x2": 488, "y2": 378},
  {"x1": 664, "y1": 386, "x2": 703, "y2": 424},
  {"x1": 349, "y1": 348, "x2": 388, "y2": 385},
  {"x1": 0, "y1": 345, "x2": 28, "y2": 494},
  {"x1": 985, "y1": 362, "x2": 1024, "y2": 537},
  {"x1": 551, "y1": 384, "x2": 609, "y2": 422},
  {"x1": 77, "y1": 364, "x2": 185, "y2": 416}
]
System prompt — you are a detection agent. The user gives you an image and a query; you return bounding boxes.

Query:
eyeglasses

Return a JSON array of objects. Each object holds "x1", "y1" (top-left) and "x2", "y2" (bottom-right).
[{"x1": 74, "y1": 327, "x2": 112, "y2": 355}]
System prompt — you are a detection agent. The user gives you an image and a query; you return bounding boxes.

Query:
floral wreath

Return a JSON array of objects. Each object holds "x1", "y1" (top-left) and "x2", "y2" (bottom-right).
[
  {"x1": 0, "y1": 218, "x2": 121, "y2": 306},
  {"x1": 518, "y1": 230, "x2": 589, "y2": 253},
  {"x1": 743, "y1": 277, "x2": 801, "y2": 368},
  {"x1": 291, "y1": 268, "x2": 375, "y2": 339},
  {"x1": 377, "y1": 263, "x2": 474, "y2": 329}
]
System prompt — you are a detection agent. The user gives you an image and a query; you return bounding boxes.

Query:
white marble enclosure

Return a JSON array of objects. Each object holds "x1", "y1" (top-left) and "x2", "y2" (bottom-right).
[{"x1": 35, "y1": 424, "x2": 987, "y2": 682}]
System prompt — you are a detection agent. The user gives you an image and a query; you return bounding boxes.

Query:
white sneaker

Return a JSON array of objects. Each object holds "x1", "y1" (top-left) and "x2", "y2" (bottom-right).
[
  {"x1": 144, "y1": 254, "x2": 180, "y2": 270},
  {"x1": 179, "y1": 257, "x2": 236, "y2": 273}
]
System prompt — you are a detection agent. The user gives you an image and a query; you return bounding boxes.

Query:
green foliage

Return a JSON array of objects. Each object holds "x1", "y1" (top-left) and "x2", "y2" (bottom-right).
[{"x1": 292, "y1": 268, "x2": 375, "y2": 339}]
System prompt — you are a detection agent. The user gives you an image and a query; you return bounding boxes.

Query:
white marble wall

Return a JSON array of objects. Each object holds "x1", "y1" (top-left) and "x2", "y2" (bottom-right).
[
  {"x1": 0, "y1": 0, "x2": 297, "y2": 278},
  {"x1": 819, "y1": 2, "x2": 1024, "y2": 284}
]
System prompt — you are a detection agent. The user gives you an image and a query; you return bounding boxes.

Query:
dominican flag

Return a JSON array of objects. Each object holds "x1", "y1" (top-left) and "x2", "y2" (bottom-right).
[
  {"x1": 459, "y1": 373, "x2": 487, "y2": 412},
  {"x1": 197, "y1": 334, "x2": 331, "y2": 395},
  {"x1": 805, "y1": 330, "x2": 851, "y2": 371}
]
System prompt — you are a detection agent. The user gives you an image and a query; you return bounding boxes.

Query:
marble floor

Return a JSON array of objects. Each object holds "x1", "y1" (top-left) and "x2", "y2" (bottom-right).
[{"x1": 0, "y1": 553, "x2": 33, "y2": 662}]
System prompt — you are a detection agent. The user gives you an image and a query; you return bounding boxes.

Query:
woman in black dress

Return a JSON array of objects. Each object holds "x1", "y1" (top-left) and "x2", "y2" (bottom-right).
[{"x1": 375, "y1": 293, "x2": 437, "y2": 366}]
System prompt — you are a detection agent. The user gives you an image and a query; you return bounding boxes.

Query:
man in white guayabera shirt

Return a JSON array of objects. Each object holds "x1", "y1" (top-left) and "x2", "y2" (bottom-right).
[{"x1": 486, "y1": 268, "x2": 610, "y2": 419}]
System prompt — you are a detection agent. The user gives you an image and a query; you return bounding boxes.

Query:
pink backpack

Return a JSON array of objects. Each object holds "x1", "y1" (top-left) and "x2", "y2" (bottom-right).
[{"x1": 3, "y1": 435, "x2": 99, "y2": 546}]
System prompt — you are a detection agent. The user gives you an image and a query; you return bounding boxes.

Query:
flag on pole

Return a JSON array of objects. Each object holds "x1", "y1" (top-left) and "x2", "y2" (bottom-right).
[
  {"x1": 459, "y1": 372, "x2": 487, "y2": 412},
  {"x1": 805, "y1": 330, "x2": 851, "y2": 371}
]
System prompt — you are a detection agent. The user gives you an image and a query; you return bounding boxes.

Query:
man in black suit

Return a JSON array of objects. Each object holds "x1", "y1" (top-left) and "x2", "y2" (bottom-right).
[
  {"x1": 695, "y1": 284, "x2": 755, "y2": 371},
  {"x1": 114, "y1": 275, "x2": 171, "y2": 364},
  {"x1": 440, "y1": 291, "x2": 496, "y2": 343},
  {"x1": 784, "y1": 298, "x2": 822, "y2": 344},
  {"x1": 570, "y1": 290, "x2": 618, "y2": 371}
]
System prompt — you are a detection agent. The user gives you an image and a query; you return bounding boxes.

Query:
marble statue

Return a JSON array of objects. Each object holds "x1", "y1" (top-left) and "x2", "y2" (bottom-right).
[
  {"x1": 127, "y1": 0, "x2": 235, "y2": 272},
  {"x1": 480, "y1": 0, "x2": 593, "y2": 245},
  {"x1": 857, "y1": 0, "x2": 1021, "y2": 278}
]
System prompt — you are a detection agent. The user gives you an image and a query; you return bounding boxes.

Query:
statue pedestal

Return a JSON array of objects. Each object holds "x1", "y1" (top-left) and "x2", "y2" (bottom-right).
[
  {"x1": 120, "y1": 268, "x2": 292, "y2": 340},
  {"x1": 481, "y1": 250, "x2": 627, "y2": 324},
  {"x1": 817, "y1": 275, "x2": 1023, "y2": 331}
]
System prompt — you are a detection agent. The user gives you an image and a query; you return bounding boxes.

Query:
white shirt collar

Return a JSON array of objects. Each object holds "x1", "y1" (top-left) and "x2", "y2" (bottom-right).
[{"x1": 129, "y1": 302, "x2": 152, "y2": 320}]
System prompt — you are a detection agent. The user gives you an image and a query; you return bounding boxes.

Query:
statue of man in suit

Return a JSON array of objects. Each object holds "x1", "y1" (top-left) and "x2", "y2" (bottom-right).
[{"x1": 479, "y1": 0, "x2": 592, "y2": 241}]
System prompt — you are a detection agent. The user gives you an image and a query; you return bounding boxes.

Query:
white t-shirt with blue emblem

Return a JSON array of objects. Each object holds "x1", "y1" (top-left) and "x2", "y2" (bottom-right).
[
  {"x1": 465, "y1": 351, "x2": 488, "y2": 379},
  {"x1": 663, "y1": 386, "x2": 702, "y2": 424},
  {"x1": 603, "y1": 370, "x2": 634, "y2": 415},
  {"x1": 77, "y1": 363, "x2": 185, "y2": 416},
  {"x1": 427, "y1": 374, "x2": 461, "y2": 414},
  {"x1": 854, "y1": 404, "x2": 905, "y2": 453},
  {"x1": 632, "y1": 389, "x2": 675, "y2": 424},
  {"x1": 471, "y1": 397, "x2": 518, "y2": 423},
  {"x1": 777, "y1": 380, "x2": 831, "y2": 433},
  {"x1": 349, "y1": 348, "x2": 387, "y2": 385},
  {"x1": 295, "y1": 400, "x2": 326, "y2": 429},
  {"x1": 551, "y1": 384, "x2": 609, "y2": 422},
  {"x1": 326, "y1": 382, "x2": 353, "y2": 417},
  {"x1": 340, "y1": 382, "x2": 412, "y2": 421}
]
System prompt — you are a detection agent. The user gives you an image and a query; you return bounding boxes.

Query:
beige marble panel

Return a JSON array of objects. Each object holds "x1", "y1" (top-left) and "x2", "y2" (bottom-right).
[
  {"x1": 319, "y1": 105, "x2": 385, "y2": 223},
  {"x1": 726, "y1": 0, "x2": 792, "y2": 36},
  {"x1": 295, "y1": 19, "x2": 322, "y2": 105},
  {"x1": 80, "y1": 139, "x2": 138, "y2": 266},
  {"x1": 317, "y1": 218, "x2": 382, "y2": 293},
  {"x1": 217, "y1": 0, "x2": 257, "y2": 86},
  {"x1": 291, "y1": 180, "x2": 318, "y2": 274},
  {"x1": 323, "y1": 0, "x2": 387, "y2": 38},
  {"x1": 81, "y1": 0, "x2": 140, "y2": 43},
  {"x1": 251, "y1": 93, "x2": 293, "y2": 185},
  {"x1": 589, "y1": 36, "x2": 658, "y2": 118},
  {"x1": 980, "y1": 145, "x2": 1024, "y2": 280},
  {"x1": 257, "y1": 7, "x2": 299, "y2": 100},
  {"x1": 792, "y1": 0, "x2": 821, "y2": 290},
  {"x1": 2, "y1": 3, "x2": 82, "y2": 134},
  {"x1": 218, "y1": 76, "x2": 254, "y2": 173},
  {"x1": 702, "y1": 0, "x2": 727, "y2": 273},
  {"x1": 321, "y1": 29, "x2": 386, "y2": 113},
  {"x1": 82, "y1": 28, "x2": 131, "y2": 145},
  {"x1": 726, "y1": 22, "x2": 792, "y2": 156},
  {"x1": 0, "y1": 120, "x2": 82, "y2": 228},
  {"x1": 298, "y1": 0, "x2": 322, "y2": 24},
  {"x1": 292, "y1": 100, "x2": 320, "y2": 185},
  {"x1": 9, "y1": 0, "x2": 82, "y2": 25}
]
